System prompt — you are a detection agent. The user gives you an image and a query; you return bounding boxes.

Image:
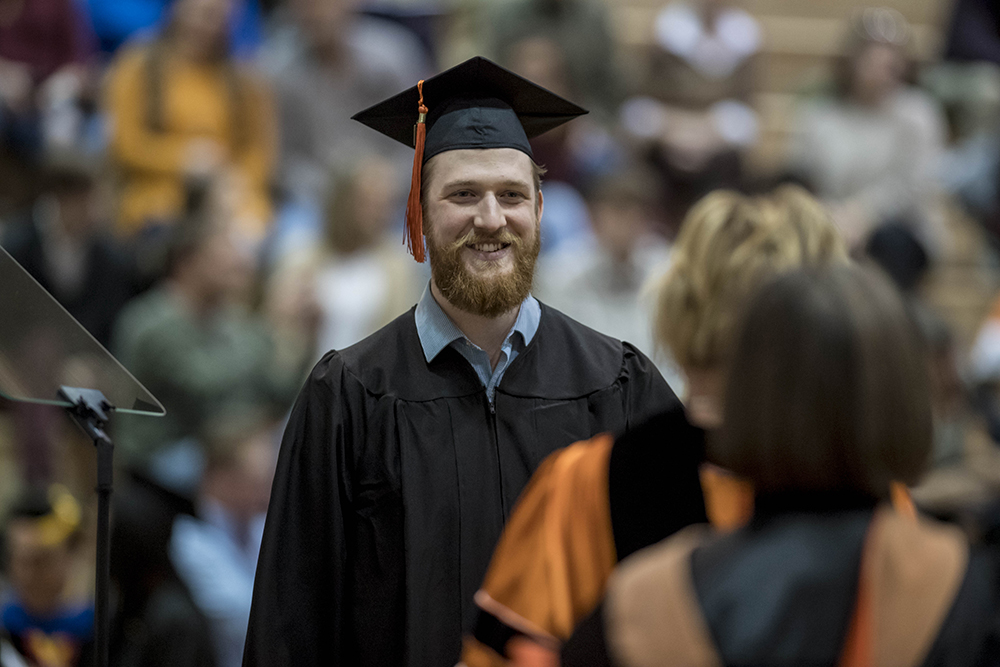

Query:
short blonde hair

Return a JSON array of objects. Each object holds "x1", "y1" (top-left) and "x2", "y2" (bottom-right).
[{"x1": 654, "y1": 185, "x2": 846, "y2": 369}]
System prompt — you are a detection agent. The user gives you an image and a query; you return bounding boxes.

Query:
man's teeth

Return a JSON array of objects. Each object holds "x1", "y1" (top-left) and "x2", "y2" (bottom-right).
[{"x1": 469, "y1": 243, "x2": 507, "y2": 252}]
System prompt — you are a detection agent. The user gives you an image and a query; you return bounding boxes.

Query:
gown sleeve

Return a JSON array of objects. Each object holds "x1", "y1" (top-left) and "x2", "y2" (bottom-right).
[
  {"x1": 462, "y1": 434, "x2": 617, "y2": 667},
  {"x1": 620, "y1": 342, "x2": 677, "y2": 429},
  {"x1": 243, "y1": 353, "x2": 354, "y2": 666}
]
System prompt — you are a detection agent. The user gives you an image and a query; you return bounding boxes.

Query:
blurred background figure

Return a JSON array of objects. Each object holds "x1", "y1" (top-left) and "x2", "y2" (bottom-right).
[
  {"x1": 110, "y1": 176, "x2": 315, "y2": 494},
  {"x1": 271, "y1": 157, "x2": 422, "y2": 356},
  {"x1": 485, "y1": 0, "x2": 623, "y2": 121},
  {"x1": 109, "y1": 485, "x2": 215, "y2": 667},
  {"x1": 787, "y1": 7, "x2": 946, "y2": 291},
  {"x1": 499, "y1": 36, "x2": 604, "y2": 255},
  {"x1": 1, "y1": 486, "x2": 92, "y2": 667},
  {"x1": 103, "y1": 0, "x2": 276, "y2": 243},
  {"x1": 169, "y1": 415, "x2": 277, "y2": 667},
  {"x1": 929, "y1": 0, "x2": 1000, "y2": 251},
  {"x1": 0, "y1": 0, "x2": 99, "y2": 216},
  {"x1": 260, "y1": 0, "x2": 429, "y2": 233},
  {"x1": 537, "y1": 167, "x2": 678, "y2": 388},
  {"x1": 620, "y1": 0, "x2": 760, "y2": 233},
  {"x1": 1, "y1": 153, "x2": 138, "y2": 349}
]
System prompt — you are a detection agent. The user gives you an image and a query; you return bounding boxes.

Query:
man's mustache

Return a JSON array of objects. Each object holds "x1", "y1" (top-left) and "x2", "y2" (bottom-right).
[{"x1": 446, "y1": 230, "x2": 522, "y2": 251}]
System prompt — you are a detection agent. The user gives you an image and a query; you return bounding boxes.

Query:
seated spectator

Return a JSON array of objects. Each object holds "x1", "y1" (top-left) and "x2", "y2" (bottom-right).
[
  {"x1": 1, "y1": 152, "x2": 139, "y2": 348},
  {"x1": 485, "y1": 0, "x2": 624, "y2": 120},
  {"x1": 0, "y1": 486, "x2": 93, "y2": 667},
  {"x1": 111, "y1": 176, "x2": 316, "y2": 490},
  {"x1": 788, "y1": 7, "x2": 946, "y2": 291},
  {"x1": 170, "y1": 414, "x2": 277, "y2": 667},
  {"x1": 460, "y1": 186, "x2": 846, "y2": 667},
  {"x1": 0, "y1": 0, "x2": 97, "y2": 157},
  {"x1": 561, "y1": 264, "x2": 990, "y2": 667},
  {"x1": 502, "y1": 35, "x2": 625, "y2": 220},
  {"x1": 104, "y1": 0, "x2": 276, "y2": 240},
  {"x1": 260, "y1": 0, "x2": 429, "y2": 207},
  {"x1": 536, "y1": 168, "x2": 677, "y2": 389},
  {"x1": 620, "y1": 0, "x2": 760, "y2": 231},
  {"x1": 109, "y1": 484, "x2": 215, "y2": 667},
  {"x1": 0, "y1": 0, "x2": 98, "y2": 212},
  {"x1": 270, "y1": 157, "x2": 422, "y2": 355},
  {"x1": 484, "y1": 35, "x2": 599, "y2": 259}
]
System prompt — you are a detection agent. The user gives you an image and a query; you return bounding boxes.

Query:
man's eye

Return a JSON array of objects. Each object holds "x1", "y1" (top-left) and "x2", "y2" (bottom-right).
[
  {"x1": 501, "y1": 191, "x2": 527, "y2": 201},
  {"x1": 452, "y1": 190, "x2": 475, "y2": 199}
]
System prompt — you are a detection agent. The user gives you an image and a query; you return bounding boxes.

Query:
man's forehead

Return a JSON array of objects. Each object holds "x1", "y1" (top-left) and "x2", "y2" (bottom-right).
[{"x1": 427, "y1": 148, "x2": 534, "y2": 186}]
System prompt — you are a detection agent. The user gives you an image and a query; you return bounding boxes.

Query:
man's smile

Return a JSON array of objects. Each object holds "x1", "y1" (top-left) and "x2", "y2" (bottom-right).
[{"x1": 464, "y1": 240, "x2": 514, "y2": 261}]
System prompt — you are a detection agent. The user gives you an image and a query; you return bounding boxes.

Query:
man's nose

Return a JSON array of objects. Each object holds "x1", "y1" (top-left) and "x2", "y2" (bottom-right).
[{"x1": 474, "y1": 194, "x2": 505, "y2": 233}]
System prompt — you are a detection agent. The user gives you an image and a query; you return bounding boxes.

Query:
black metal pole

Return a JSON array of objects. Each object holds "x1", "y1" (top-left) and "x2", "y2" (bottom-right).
[
  {"x1": 58, "y1": 387, "x2": 114, "y2": 667},
  {"x1": 94, "y1": 431, "x2": 113, "y2": 667}
]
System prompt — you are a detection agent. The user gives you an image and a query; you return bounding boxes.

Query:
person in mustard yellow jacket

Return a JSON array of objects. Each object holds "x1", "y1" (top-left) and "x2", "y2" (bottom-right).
[{"x1": 104, "y1": 0, "x2": 275, "y2": 241}]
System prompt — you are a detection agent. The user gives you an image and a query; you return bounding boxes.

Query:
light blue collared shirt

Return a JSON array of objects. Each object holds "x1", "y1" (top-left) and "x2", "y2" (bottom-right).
[{"x1": 414, "y1": 284, "x2": 541, "y2": 404}]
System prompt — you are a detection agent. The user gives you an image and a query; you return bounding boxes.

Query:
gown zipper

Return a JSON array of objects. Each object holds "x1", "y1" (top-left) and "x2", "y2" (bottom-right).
[{"x1": 485, "y1": 391, "x2": 505, "y2": 520}]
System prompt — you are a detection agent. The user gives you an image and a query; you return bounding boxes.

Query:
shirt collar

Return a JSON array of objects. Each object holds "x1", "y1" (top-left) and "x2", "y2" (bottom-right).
[{"x1": 415, "y1": 283, "x2": 541, "y2": 363}]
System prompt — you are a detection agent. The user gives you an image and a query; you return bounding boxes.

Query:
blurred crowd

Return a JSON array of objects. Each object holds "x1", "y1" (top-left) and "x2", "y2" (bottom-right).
[{"x1": 2, "y1": 0, "x2": 1000, "y2": 665}]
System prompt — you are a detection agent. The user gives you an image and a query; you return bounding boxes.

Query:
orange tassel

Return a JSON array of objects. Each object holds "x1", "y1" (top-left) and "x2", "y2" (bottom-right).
[{"x1": 404, "y1": 80, "x2": 429, "y2": 262}]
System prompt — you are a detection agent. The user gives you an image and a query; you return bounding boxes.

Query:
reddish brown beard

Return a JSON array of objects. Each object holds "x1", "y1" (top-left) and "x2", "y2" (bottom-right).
[{"x1": 427, "y1": 223, "x2": 541, "y2": 318}]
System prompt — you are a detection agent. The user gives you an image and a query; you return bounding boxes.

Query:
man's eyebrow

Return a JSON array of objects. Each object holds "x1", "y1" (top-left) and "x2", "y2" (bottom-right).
[
  {"x1": 441, "y1": 180, "x2": 478, "y2": 190},
  {"x1": 440, "y1": 179, "x2": 532, "y2": 191}
]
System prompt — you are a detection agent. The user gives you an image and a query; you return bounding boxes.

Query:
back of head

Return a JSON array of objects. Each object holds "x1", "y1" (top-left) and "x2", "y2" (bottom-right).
[
  {"x1": 712, "y1": 264, "x2": 932, "y2": 498},
  {"x1": 655, "y1": 185, "x2": 846, "y2": 370}
]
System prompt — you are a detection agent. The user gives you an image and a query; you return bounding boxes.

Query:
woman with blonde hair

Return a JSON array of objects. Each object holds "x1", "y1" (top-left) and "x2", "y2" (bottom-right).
[
  {"x1": 655, "y1": 183, "x2": 844, "y2": 428},
  {"x1": 562, "y1": 264, "x2": 992, "y2": 667},
  {"x1": 461, "y1": 185, "x2": 846, "y2": 667}
]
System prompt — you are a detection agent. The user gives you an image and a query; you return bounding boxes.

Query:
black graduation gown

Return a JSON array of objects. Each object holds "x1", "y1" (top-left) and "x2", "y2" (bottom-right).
[
  {"x1": 243, "y1": 303, "x2": 675, "y2": 667},
  {"x1": 563, "y1": 500, "x2": 1000, "y2": 667}
]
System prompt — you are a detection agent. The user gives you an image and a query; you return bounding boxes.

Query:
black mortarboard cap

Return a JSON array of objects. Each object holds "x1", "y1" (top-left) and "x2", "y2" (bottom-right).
[
  {"x1": 352, "y1": 56, "x2": 587, "y2": 161},
  {"x1": 351, "y1": 57, "x2": 587, "y2": 262}
]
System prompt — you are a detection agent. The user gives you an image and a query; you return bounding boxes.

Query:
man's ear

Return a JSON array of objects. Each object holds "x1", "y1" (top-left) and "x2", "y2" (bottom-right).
[{"x1": 536, "y1": 190, "x2": 544, "y2": 222}]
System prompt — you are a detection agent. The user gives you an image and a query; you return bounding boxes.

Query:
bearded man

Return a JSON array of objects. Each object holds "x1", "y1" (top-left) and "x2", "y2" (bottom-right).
[{"x1": 243, "y1": 58, "x2": 680, "y2": 667}]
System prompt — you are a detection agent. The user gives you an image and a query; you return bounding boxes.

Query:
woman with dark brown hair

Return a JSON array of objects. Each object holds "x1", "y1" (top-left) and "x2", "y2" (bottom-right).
[
  {"x1": 104, "y1": 0, "x2": 275, "y2": 241},
  {"x1": 562, "y1": 264, "x2": 999, "y2": 667}
]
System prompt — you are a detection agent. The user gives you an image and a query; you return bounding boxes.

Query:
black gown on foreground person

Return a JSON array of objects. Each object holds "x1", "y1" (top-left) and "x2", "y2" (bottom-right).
[
  {"x1": 243, "y1": 303, "x2": 674, "y2": 667},
  {"x1": 563, "y1": 495, "x2": 1000, "y2": 667}
]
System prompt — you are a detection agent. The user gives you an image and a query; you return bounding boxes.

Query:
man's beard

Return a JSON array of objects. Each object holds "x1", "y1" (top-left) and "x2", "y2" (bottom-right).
[{"x1": 427, "y1": 223, "x2": 541, "y2": 318}]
